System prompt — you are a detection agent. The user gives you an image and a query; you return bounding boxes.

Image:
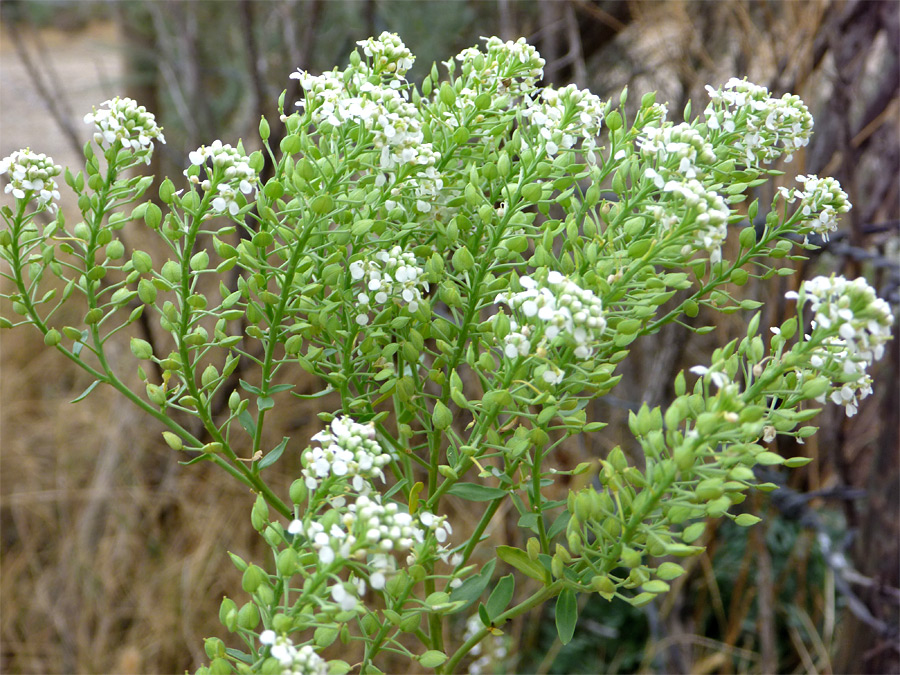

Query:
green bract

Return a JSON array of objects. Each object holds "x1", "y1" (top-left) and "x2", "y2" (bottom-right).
[{"x1": 0, "y1": 31, "x2": 892, "y2": 675}]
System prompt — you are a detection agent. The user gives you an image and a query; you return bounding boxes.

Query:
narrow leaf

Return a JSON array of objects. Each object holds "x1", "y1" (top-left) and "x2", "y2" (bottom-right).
[
  {"x1": 555, "y1": 588, "x2": 577, "y2": 645},
  {"x1": 496, "y1": 545, "x2": 547, "y2": 583},
  {"x1": 258, "y1": 437, "x2": 289, "y2": 469},
  {"x1": 70, "y1": 379, "x2": 101, "y2": 403},
  {"x1": 447, "y1": 483, "x2": 507, "y2": 501},
  {"x1": 486, "y1": 574, "x2": 515, "y2": 620}
]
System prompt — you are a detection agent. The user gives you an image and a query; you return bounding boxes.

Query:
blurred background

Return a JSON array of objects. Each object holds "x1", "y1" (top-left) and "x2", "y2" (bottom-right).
[{"x1": 1, "y1": 1, "x2": 897, "y2": 673}]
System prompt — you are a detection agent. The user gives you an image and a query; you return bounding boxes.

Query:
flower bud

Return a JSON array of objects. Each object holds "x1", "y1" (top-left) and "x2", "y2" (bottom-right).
[{"x1": 289, "y1": 479, "x2": 308, "y2": 505}]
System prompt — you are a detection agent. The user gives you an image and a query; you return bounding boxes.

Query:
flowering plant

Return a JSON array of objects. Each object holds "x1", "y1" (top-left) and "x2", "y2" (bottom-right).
[{"x1": 0, "y1": 34, "x2": 893, "y2": 674}]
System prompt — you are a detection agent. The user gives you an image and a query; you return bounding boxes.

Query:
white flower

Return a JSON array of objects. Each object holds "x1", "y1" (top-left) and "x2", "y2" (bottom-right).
[
  {"x1": 84, "y1": 97, "x2": 165, "y2": 163},
  {"x1": 185, "y1": 140, "x2": 258, "y2": 217},
  {"x1": 789, "y1": 275, "x2": 893, "y2": 417},
  {"x1": 300, "y1": 416, "x2": 394, "y2": 492},
  {"x1": 351, "y1": 246, "x2": 428, "y2": 324},
  {"x1": 0, "y1": 149, "x2": 62, "y2": 213},
  {"x1": 704, "y1": 78, "x2": 813, "y2": 166},
  {"x1": 690, "y1": 365, "x2": 729, "y2": 389}
]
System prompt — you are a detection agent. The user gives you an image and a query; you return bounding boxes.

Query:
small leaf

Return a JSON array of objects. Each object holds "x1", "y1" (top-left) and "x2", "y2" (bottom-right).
[
  {"x1": 238, "y1": 409, "x2": 256, "y2": 436},
  {"x1": 70, "y1": 379, "x2": 101, "y2": 403},
  {"x1": 239, "y1": 379, "x2": 262, "y2": 395},
  {"x1": 447, "y1": 483, "x2": 507, "y2": 501},
  {"x1": 257, "y1": 396, "x2": 275, "y2": 411},
  {"x1": 555, "y1": 588, "x2": 577, "y2": 645},
  {"x1": 496, "y1": 545, "x2": 547, "y2": 583},
  {"x1": 450, "y1": 558, "x2": 497, "y2": 609},
  {"x1": 258, "y1": 437, "x2": 289, "y2": 469},
  {"x1": 486, "y1": 574, "x2": 515, "y2": 620}
]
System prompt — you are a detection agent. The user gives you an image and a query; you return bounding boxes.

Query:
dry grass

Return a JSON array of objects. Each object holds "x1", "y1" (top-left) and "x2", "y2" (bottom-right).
[{"x1": 1, "y1": 2, "x2": 898, "y2": 673}]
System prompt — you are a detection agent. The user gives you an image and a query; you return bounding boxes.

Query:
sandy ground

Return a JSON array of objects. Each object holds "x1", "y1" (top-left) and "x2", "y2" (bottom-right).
[{"x1": 0, "y1": 21, "x2": 123, "y2": 177}]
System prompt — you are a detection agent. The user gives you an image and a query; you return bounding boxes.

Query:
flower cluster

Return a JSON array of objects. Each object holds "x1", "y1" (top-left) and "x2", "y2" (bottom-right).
[
  {"x1": 454, "y1": 36, "x2": 545, "y2": 97},
  {"x1": 495, "y1": 272, "x2": 607, "y2": 382},
  {"x1": 777, "y1": 174, "x2": 851, "y2": 242},
  {"x1": 83, "y1": 97, "x2": 165, "y2": 163},
  {"x1": 356, "y1": 32, "x2": 415, "y2": 78},
  {"x1": 350, "y1": 246, "x2": 428, "y2": 325},
  {"x1": 288, "y1": 493, "x2": 451, "y2": 581},
  {"x1": 521, "y1": 84, "x2": 605, "y2": 157},
  {"x1": 0, "y1": 149, "x2": 62, "y2": 213},
  {"x1": 259, "y1": 631, "x2": 327, "y2": 675},
  {"x1": 705, "y1": 78, "x2": 813, "y2": 165},
  {"x1": 644, "y1": 171, "x2": 730, "y2": 263},
  {"x1": 638, "y1": 122, "x2": 716, "y2": 179},
  {"x1": 788, "y1": 275, "x2": 894, "y2": 416},
  {"x1": 300, "y1": 416, "x2": 394, "y2": 491},
  {"x1": 187, "y1": 140, "x2": 258, "y2": 216}
]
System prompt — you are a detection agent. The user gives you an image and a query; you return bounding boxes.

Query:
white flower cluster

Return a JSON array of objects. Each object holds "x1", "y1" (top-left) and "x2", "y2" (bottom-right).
[
  {"x1": 300, "y1": 416, "x2": 393, "y2": 491},
  {"x1": 454, "y1": 36, "x2": 545, "y2": 97},
  {"x1": 350, "y1": 246, "x2": 428, "y2": 325},
  {"x1": 288, "y1": 493, "x2": 451, "y2": 581},
  {"x1": 638, "y1": 122, "x2": 716, "y2": 179},
  {"x1": 495, "y1": 272, "x2": 607, "y2": 382},
  {"x1": 187, "y1": 140, "x2": 259, "y2": 216},
  {"x1": 787, "y1": 275, "x2": 894, "y2": 416},
  {"x1": 259, "y1": 631, "x2": 327, "y2": 675},
  {"x1": 292, "y1": 68, "x2": 436, "y2": 172},
  {"x1": 644, "y1": 171, "x2": 730, "y2": 263},
  {"x1": 0, "y1": 149, "x2": 62, "y2": 213},
  {"x1": 521, "y1": 84, "x2": 605, "y2": 158},
  {"x1": 777, "y1": 174, "x2": 851, "y2": 243},
  {"x1": 356, "y1": 31, "x2": 415, "y2": 78},
  {"x1": 83, "y1": 97, "x2": 165, "y2": 163},
  {"x1": 704, "y1": 78, "x2": 813, "y2": 165}
]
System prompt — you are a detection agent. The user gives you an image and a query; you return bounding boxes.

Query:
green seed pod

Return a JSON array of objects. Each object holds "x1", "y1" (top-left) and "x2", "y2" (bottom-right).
[
  {"x1": 105, "y1": 239, "x2": 125, "y2": 260},
  {"x1": 606, "y1": 110, "x2": 623, "y2": 131},
  {"x1": 432, "y1": 400, "x2": 452, "y2": 430},
  {"x1": 276, "y1": 548, "x2": 298, "y2": 577},
  {"x1": 289, "y1": 478, "x2": 308, "y2": 505},
  {"x1": 241, "y1": 565, "x2": 267, "y2": 594},
  {"x1": 620, "y1": 547, "x2": 642, "y2": 569},
  {"x1": 208, "y1": 658, "x2": 231, "y2": 675},
  {"x1": 259, "y1": 115, "x2": 271, "y2": 141},
  {"x1": 695, "y1": 478, "x2": 724, "y2": 502},
  {"x1": 399, "y1": 612, "x2": 421, "y2": 633},
  {"x1": 236, "y1": 602, "x2": 260, "y2": 630},
  {"x1": 219, "y1": 597, "x2": 238, "y2": 631},
  {"x1": 439, "y1": 82, "x2": 457, "y2": 106},
  {"x1": 521, "y1": 182, "x2": 542, "y2": 203},
  {"x1": 451, "y1": 246, "x2": 475, "y2": 273},
  {"x1": 162, "y1": 431, "x2": 182, "y2": 451},
  {"x1": 551, "y1": 554, "x2": 564, "y2": 579},
  {"x1": 251, "y1": 495, "x2": 269, "y2": 531},
  {"x1": 44, "y1": 329, "x2": 61, "y2": 346},
  {"x1": 526, "y1": 537, "x2": 541, "y2": 561},
  {"x1": 146, "y1": 383, "x2": 167, "y2": 406},
  {"x1": 201, "y1": 364, "x2": 219, "y2": 388},
  {"x1": 204, "y1": 637, "x2": 226, "y2": 660},
  {"x1": 190, "y1": 250, "x2": 209, "y2": 271},
  {"x1": 592, "y1": 574, "x2": 616, "y2": 599}
]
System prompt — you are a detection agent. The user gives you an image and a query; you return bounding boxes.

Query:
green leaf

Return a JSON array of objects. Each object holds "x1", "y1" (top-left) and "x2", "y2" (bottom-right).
[
  {"x1": 447, "y1": 483, "x2": 507, "y2": 501},
  {"x1": 496, "y1": 545, "x2": 547, "y2": 582},
  {"x1": 70, "y1": 379, "x2": 101, "y2": 403},
  {"x1": 555, "y1": 588, "x2": 577, "y2": 645},
  {"x1": 485, "y1": 574, "x2": 515, "y2": 620},
  {"x1": 547, "y1": 511, "x2": 571, "y2": 540},
  {"x1": 239, "y1": 379, "x2": 262, "y2": 395},
  {"x1": 258, "y1": 437, "x2": 289, "y2": 469},
  {"x1": 257, "y1": 396, "x2": 275, "y2": 412},
  {"x1": 450, "y1": 559, "x2": 497, "y2": 610},
  {"x1": 238, "y1": 409, "x2": 256, "y2": 436}
]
